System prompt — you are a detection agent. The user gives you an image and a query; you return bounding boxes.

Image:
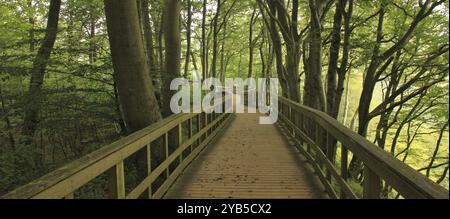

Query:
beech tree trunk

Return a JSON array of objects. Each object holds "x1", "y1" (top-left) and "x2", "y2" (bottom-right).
[
  {"x1": 219, "y1": 18, "x2": 228, "y2": 82},
  {"x1": 105, "y1": 0, "x2": 164, "y2": 188},
  {"x1": 28, "y1": 0, "x2": 35, "y2": 53},
  {"x1": 326, "y1": 0, "x2": 343, "y2": 117},
  {"x1": 201, "y1": 0, "x2": 207, "y2": 81},
  {"x1": 22, "y1": 0, "x2": 62, "y2": 145},
  {"x1": 184, "y1": 0, "x2": 192, "y2": 78},
  {"x1": 248, "y1": 7, "x2": 257, "y2": 79},
  {"x1": 260, "y1": 0, "x2": 288, "y2": 97},
  {"x1": 104, "y1": 0, "x2": 162, "y2": 133},
  {"x1": 162, "y1": 0, "x2": 181, "y2": 117},
  {"x1": 89, "y1": 6, "x2": 97, "y2": 64},
  {"x1": 211, "y1": 0, "x2": 221, "y2": 78},
  {"x1": 304, "y1": 0, "x2": 326, "y2": 111},
  {"x1": 141, "y1": 0, "x2": 158, "y2": 80}
]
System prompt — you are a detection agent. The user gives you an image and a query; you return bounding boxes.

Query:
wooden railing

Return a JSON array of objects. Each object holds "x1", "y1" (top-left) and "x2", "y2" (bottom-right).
[
  {"x1": 277, "y1": 96, "x2": 449, "y2": 199},
  {"x1": 3, "y1": 91, "x2": 447, "y2": 199},
  {"x1": 3, "y1": 99, "x2": 234, "y2": 199}
]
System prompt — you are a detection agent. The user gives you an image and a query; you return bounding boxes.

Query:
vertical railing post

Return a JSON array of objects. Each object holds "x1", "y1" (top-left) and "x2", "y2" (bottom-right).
[
  {"x1": 165, "y1": 133, "x2": 170, "y2": 178},
  {"x1": 291, "y1": 107, "x2": 297, "y2": 139},
  {"x1": 205, "y1": 113, "x2": 209, "y2": 136},
  {"x1": 178, "y1": 124, "x2": 182, "y2": 163},
  {"x1": 363, "y1": 166, "x2": 381, "y2": 199},
  {"x1": 303, "y1": 114, "x2": 311, "y2": 153},
  {"x1": 315, "y1": 123, "x2": 324, "y2": 169},
  {"x1": 299, "y1": 112, "x2": 305, "y2": 150},
  {"x1": 196, "y1": 115, "x2": 201, "y2": 146},
  {"x1": 325, "y1": 118, "x2": 339, "y2": 189},
  {"x1": 341, "y1": 144, "x2": 348, "y2": 199},
  {"x1": 188, "y1": 118, "x2": 193, "y2": 152},
  {"x1": 291, "y1": 108, "x2": 295, "y2": 136},
  {"x1": 288, "y1": 105, "x2": 292, "y2": 134},
  {"x1": 108, "y1": 161, "x2": 125, "y2": 199},
  {"x1": 145, "y1": 144, "x2": 152, "y2": 198},
  {"x1": 201, "y1": 113, "x2": 206, "y2": 141},
  {"x1": 213, "y1": 113, "x2": 216, "y2": 130},
  {"x1": 325, "y1": 132, "x2": 333, "y2": 181},
  {"x1": 279, "y1": 101, "x2": 282, "y2": 116}
]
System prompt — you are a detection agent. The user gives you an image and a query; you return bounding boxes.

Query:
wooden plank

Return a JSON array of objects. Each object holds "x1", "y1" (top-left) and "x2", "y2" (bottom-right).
[
  {"x1": 108, "y1": 162, "x2": 125, "y2": 199},
  {"x1": 165, "y1": 110, "x2": 326, "y2": 199}
]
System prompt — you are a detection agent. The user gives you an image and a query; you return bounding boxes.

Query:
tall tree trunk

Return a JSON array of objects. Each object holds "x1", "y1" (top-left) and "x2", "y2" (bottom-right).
[
  {"x1": 349, "y1": 7, "x2": 386, "y2": 180},
  {"x1": 323, "y1": 0, "x2": 343, "y2": 165},
  {"x1": 141, "y1": 0, "x2": 158, "y2": 82},
  {"x1": 342, "y1": 71, "x2": 351, "y2": 126},
  {"x1": 105, "y1": 0, "x2": 163, "y2": 187},
  {"x1": 248, "y1": 7, "x2": 257, "y2": 79},
  {"x1": 184, "y1": 0, "x2": 192, "y2": 78},
  {"x1": 334, "y1": 0, "x2": 353, "y2": 122},
  {"x1": 285, "y1": 43, "x2": 301, "y2": 102},
  {"x1": 259, "y1": 40, "x2": 266, "y2": 79},
  {"x1": 304, "y1": 0, "x2": 326, "y2": 111},
  {"x1": 260, "y1": 1, "x2": 288, "y2": 97},
  {"x1": 112, "y1": 78, "x2": 126, "y2": 134},
  {"x1": 89, "y1": 7, "x2": 97, "y2": 64},
  {"x1": 265, "y1": 42, "x2": 274, "y2": 79},
  {"x1": 211, "y1": 0, "x2": 221, "y2": 78},
  {"x1": 158, "y1": 11, "x2": 165, "y2": 82},
  {"x1": 326, "y1": 0, "x2": 343, "y2": 117},
  {"x1": 285, "y1": 0, "x2": 301, "y2": 102},
  {"x1": 162, "y1": 0, "x2": 181, "y2": 117},
  {"x1": 104, "y1": 0, "x2": 162, "y2": 133},
  {"x1": 191, "y1": 50, "x2": 199, "y2": 73},
  {"x1": 28, "y1": 0, "x2": 35, "y2": 52},
  {"x1": 201, "y1": 0, "x2": 207, "y2": 81},
  {"x1": 0, "y1": 85, "x2": 15, "y2": 149},
  {"x1": 21, "y1": 0, "x2": 62, "y2": 145},
  {"x1": 219, "y1": 19, "x2": 228, "y2": 82},
  {"x1": 276, "y1": 0, "x2": 301, "y2": 102},
  {"x1": 67, "y1": 1, "x2": 75, "y2": 64}
]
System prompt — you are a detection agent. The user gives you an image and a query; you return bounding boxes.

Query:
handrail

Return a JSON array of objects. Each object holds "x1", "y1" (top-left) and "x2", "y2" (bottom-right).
[
  {"x1": 278, "y1": 96, "x2": 449, "y2": 199},
  {"x1": 4, "y1": 93, "x2": 447, "y2": 199},
  {"x1": 3, "y1": 99, "x2": 233, "y2": 199}
]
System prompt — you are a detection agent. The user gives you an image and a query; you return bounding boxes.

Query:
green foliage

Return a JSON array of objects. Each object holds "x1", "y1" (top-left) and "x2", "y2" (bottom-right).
[{"x1": 0, "y1": 0, "x2": 448, "y2": 197}]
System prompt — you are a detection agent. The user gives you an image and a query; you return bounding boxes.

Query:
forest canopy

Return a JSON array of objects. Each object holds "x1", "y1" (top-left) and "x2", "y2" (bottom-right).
[{"x1": 0, "y1": 0, "x2": 448, "y2": 198}]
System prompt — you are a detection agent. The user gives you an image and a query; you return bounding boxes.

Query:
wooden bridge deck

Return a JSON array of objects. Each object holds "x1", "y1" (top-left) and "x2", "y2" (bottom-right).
[
  {"x1": 164, "y1": 109, "x2": 327, "y2": 199},
  {"x1": 4, "y1": 98, "x2": 447, "y2": 199}
]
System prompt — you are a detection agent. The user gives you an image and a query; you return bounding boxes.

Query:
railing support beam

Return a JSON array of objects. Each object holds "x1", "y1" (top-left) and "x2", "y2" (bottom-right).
[
  {"x1": 108, "y1": 161, "x2": 126, "y2": 199},
  {"x1": 363, "y1": 166, "x2": 381, "y2": 199}
]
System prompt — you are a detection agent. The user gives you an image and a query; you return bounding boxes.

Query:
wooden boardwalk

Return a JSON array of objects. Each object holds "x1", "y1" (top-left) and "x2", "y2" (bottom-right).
[
  {"x1": 164, "y1": 109, "x2": 327, "y2": 199},
  {"x1": 5, "y1": 98, "x2": 446, "y2": 199}
]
